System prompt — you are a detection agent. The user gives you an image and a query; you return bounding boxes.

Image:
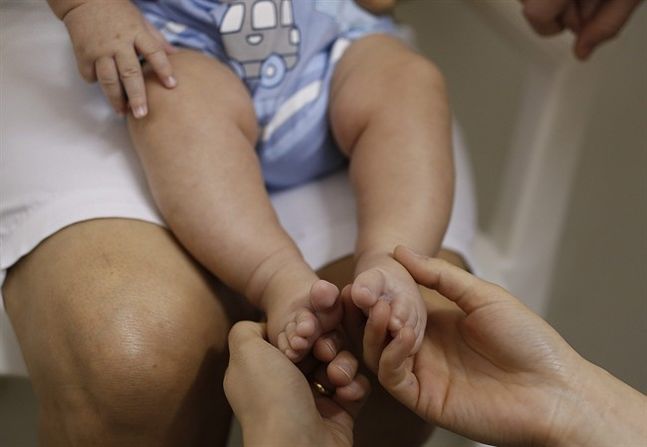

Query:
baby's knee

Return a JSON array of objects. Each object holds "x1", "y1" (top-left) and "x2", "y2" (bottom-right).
[{"x1": 395, "y1": 52, "x2": 446, "y2": 93}]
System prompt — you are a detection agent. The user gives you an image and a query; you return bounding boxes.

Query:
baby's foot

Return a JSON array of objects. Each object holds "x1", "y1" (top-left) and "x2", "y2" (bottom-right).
[
  {"x1": 266, "y1": 279, "x2": 342, "y2": 363},
  {"x1": 351, "y1": 254, "x2": 426, "y2": 353}
]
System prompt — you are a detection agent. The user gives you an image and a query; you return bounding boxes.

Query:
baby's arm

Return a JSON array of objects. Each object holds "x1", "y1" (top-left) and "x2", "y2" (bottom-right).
[
  {"x1": 47, "y1": 0, "x2": 177, "y2": 117},
  {"x1": 330, "y1": 36, "x2": 454, "y2": 353}
]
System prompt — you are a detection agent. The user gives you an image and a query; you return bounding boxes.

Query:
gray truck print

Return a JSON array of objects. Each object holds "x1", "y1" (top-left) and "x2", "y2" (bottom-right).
[{"x1": 219, "y1": 0, "x2": 301, "y2": 87}]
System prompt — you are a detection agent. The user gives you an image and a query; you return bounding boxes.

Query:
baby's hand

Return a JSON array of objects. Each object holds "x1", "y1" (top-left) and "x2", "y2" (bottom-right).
[
  {"x1": 350, "y1": 253, "x2": 426, "y2": 354},
  {"x1": 63, "y1": 0, "x2": 177, "y2": 117}
]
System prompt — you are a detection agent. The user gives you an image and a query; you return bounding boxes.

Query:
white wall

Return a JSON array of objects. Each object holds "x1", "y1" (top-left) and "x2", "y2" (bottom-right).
[
  {"x1": 545, "y1": 15, "x2": 647, "y2": 392},
  {"x1": 397, "y1": 0, "x2": 646, "y2": 397}
]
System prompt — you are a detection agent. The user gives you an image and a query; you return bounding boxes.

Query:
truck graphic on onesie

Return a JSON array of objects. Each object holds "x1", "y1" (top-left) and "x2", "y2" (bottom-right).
[{"x1": 219, "y1": 0, "x2": 301, "y2": 87}]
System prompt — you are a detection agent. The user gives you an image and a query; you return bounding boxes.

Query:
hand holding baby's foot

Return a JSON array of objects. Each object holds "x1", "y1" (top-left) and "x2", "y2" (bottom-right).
[
  {"x1": 266, "y1": 279, "x2": 342, "y2": 363},
  {"x1": 351, "y1": 253, "x2": 426, "y2": 353}
]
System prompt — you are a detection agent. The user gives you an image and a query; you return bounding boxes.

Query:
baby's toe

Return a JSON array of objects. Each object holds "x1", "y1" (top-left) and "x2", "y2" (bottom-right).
[
  {"x1": 310, "y1": 280, "x2": 342, "y2": 333},
  {"x1": 284, "y1": 316, "x2": 315, "y2": 362},
  {"x1": 351, "y1": 269, "x2": 387, "y2": 310},
  {"x1": 277, "y1": 332, "x2": 290, "y2": 354},
  {"x1": 285, "y1": 320, "x2": 308, "y2": 350},
  {"x1": 295, "y1": 309, "x2": 317, "y2": 338},
  {"x1": 310, "y1": 280, "x2": 339, "y2": 310},
  {"x1": 289, "y1": 335, "x2": 309, "y2": 351}
]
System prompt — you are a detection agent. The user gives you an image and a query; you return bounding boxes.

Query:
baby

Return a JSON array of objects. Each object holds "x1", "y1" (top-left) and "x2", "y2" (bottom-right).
[{"x1": 49, "y1": 0, "x2": 453, "y2": 361}]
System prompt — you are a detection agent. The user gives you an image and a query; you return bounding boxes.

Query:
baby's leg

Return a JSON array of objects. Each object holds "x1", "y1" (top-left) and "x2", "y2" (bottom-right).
[
  {"x1": 128, "y1": 50, "x2": 340, "y2": 361},
  {"x1": 329, "y1": 35, "x2": 454, "y2": 351}
]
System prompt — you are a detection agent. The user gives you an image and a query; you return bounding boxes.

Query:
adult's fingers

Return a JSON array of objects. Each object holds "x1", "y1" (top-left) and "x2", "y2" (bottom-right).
[
  {"x1": 393, "y1": 246, "x2": 511, "y2": 314},
  {"x1": 579, "y1": 0, "x2": 604, "y2": 22},
  {"x1": 522, "y1": 0, "x2": 571, "y2": 35},
  {"x1": 313, "y1": 373, "x2": 369, "y2": 445},
  {"x1": 313, "y1": 360, "x2": 370, "y2": 422},
  {"x1": 574, "y1": 0, "x2": 642, "y2": 60},
  {"x1": 115, "y1": 50, "x2": 148, "y2": 118},
  {"x1": 331, "y1": 374, "x2": 371, "y2": 419},
  {"x1": 362, "y1": 299, "x2": 391, "y2": 373},
  {"x1": 228, "y1": 321, "x2": 267, "y2": 350},
  {"x1": 341, "y1": 284, "x2": 366, "y2": 354},
  {"x1": 95, "y1": 57, "x2": 126, "y2": 115},
  {"x1": 313, "y1": 330, "x2": 343, "y2": 363},
  {"x1": 562, "y1": 2, "x2": 582, "y2": 32},
  {"x1": 327, "y1": 350, "x2": 359, "y2": 388},
  {"x1": 135, "y1": 33, "x2": 177, "y2": 89},
  {"x1": 377, "y1": 326, "x2": 420, "y2": 407}
]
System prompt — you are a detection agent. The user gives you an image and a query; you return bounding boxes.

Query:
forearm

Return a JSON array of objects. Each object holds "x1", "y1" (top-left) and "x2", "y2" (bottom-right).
[
  {"x1": 351, "y1": 82, "x2": 454, "y2": 273},
  {"x1": 552, "y1": 359, "x2": 647, "y2": 447}
]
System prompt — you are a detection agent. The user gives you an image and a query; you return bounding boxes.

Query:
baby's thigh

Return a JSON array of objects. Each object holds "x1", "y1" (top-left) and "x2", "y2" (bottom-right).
[
  {"x1": 329, "y1": 34, "x2": 446, "y2": 151},
  {"x1": 2, "y1": 219, "x2": 248, "y2": 443},
  {"x1": 135, "y1": 50, "x2": 258, "y2": 142}
]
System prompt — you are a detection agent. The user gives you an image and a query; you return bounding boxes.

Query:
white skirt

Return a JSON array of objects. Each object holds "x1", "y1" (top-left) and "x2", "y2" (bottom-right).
[{"x1": 0, "y1": 2, "x2": 478, "y2": 307}]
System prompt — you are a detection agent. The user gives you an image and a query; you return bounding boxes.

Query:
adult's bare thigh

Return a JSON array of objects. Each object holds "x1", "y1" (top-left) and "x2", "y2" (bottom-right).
[{"x1": 3, "y1": 219, "x2": 247, "y2": 446}]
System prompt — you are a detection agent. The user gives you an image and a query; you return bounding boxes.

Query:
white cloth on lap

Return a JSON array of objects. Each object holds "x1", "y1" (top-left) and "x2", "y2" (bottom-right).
[{"x1": 0, "y1": 1, "x2": 478, "y2": 308}]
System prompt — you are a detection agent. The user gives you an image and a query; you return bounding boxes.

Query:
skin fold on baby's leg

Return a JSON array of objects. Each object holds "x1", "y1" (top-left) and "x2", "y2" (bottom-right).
[
  {"x1": 127, "y1": 50, "x2": 340, "y2": 361},
  {"x1": 329, "y1": 34, "x2": 454, "y2": 352}
]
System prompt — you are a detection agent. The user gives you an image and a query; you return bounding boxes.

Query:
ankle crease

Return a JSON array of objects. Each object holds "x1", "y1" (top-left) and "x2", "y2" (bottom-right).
[{"x1": 245, "y1": 247, "x2": 308, "y2": 309}]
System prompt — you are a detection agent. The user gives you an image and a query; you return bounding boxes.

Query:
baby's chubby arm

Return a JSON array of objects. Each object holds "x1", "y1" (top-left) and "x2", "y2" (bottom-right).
[{"x1": 47, "y1": 0, "x2": 177, "y2": 117}]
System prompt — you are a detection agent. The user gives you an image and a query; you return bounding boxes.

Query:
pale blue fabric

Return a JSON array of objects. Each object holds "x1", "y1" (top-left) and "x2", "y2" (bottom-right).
[{"x1": 134, "y1": 0, "x2": 400, "y2": 189}]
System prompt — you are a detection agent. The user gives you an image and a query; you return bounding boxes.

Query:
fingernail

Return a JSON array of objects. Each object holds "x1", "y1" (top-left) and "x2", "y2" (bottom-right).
[
  {"x1": 166, "y1": 75, "x2": 177, "y2": 88},
  {"x1": 132, "y1": 105, "x2": 147, "y2": 118}
]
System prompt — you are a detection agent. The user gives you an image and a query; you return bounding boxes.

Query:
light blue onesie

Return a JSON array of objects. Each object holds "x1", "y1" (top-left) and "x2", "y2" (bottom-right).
[{"x1": 133, "y1": 0, "x2": 401, "y2": 189}]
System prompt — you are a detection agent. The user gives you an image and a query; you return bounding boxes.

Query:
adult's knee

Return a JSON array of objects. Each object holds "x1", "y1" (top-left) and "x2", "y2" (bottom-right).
[
  {"x1": 46, "y1": 291, "x2": 230, "y2": 443},
  {"x1": 4, "y1": 220, "x2": 234, "y2": 443},
  {"x1": 75, "y1": 313, "x2": 219, "y2": 427}
]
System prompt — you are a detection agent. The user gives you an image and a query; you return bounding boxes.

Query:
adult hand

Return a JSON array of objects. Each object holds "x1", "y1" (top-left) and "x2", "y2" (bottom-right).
[
  {"x1": 62, "y1": 0, "x2": 177, "y2": 117},
  {"x1": 573, "y1": 0, "x2": 643, "y2": 60},
  {"x1": 348, "y1": 246, "x2": 647, "y2": 447},
  {"x1": 521, "y1": 0, "x2": 643, "y2": 60},
  {"x1": 224, "y1": 321, "x2": 369, "y2": 447}
]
